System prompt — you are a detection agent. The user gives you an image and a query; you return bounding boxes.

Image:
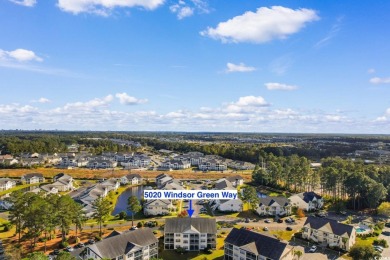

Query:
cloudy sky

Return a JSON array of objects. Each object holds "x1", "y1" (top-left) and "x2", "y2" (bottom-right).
[{"x1": 1, "y1": 0, "x2": 389, "y2": 133}]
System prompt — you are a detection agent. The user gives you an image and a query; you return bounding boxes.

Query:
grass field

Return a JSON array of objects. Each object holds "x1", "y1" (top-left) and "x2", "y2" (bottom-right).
[{"x1": 0, "y1": 168, "x2": 253, "y2": 181}]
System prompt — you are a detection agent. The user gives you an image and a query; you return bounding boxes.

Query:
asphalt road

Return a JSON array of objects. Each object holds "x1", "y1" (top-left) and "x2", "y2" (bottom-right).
[{"x1": 379, "y1": 226, "x2": 390, "y2": 258}]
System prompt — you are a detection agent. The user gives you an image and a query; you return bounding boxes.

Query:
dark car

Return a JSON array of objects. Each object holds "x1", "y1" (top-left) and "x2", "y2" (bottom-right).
[
  {"x1": 277, "y1": 219, "x2": 283, "y2": 223},
  {"x1": 53, "y1": 249, "x2": 60, "y2": 255},
  {"x1": 315, "y1": 212, "x2": 327, "y2": 218},
  {"x1": 385, "y1": 222, "x2": 390, "y2": 228},
  {"x1": 88, "y1": 239, "x2": 95, "y2": 244},
  {"x1": 76, "y1": 242, "x2": 85, "y2": 248},
  {"x1": 286, "y1": 227, "x2": 293, "y2": 231},
  {"x1": 245, "y1": 218, "x2": 250, "y2": 223}
]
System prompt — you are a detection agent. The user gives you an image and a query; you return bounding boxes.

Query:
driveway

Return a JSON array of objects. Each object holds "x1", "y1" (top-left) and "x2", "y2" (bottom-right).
[{"x1": 379, "y1": 226, "x2": 390, "y2": 258}]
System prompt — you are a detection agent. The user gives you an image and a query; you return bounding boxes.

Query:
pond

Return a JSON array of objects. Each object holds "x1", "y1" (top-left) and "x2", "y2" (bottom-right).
[{"x1": 112, "y1": 185, "x2": 144, "y2": 216}]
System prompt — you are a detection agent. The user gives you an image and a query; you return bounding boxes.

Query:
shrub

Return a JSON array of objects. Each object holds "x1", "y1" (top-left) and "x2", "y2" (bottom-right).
[
  {"x1": 95, "y1": 236, "x2": 102, "y2": 241},
  {"x1": 118, "y1": 211, "x2": 127, "y2": 220},
  {"x1": 373, "y1": 231, "x2": 380, "y2": 237},
  {"x1": 374, "y1": 239, "x2": 388, "y2": 248},
  {"x1": 3, "y1": 223, "x2": 12, "y2": 232},
  {"x1": 175, "y1": 247, "x2": 186, "y2": 254},
  {"x1": 60, "y1": 241, "x2": 69, "y2": 248},
  {"x1": 221, "y1": 231, "x2": 226, "y2": 235},
  {"x1": 376, "y1": 222, "x2": 385, "y2": 230},
  {"x1": 153, "y1": 230, "x2": 158, "y2": 234},
  {"x1": 137, "y1": 222, "x2": 143, "y2": 228}
]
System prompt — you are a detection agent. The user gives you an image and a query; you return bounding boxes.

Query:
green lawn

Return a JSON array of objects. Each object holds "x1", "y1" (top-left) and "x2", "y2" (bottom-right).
[
  {"x1": 355, "y1": 236, "x2": 376, "y2": 247},
  {"x1": 159, "y1": 238, "x2": 225, "y2": 260},
  {"x1": 0, "y1": 183, "x2": 48, "y2": 197},
  {"x1": 269, "y1": 230, "x2": 295, "y2": 241}
]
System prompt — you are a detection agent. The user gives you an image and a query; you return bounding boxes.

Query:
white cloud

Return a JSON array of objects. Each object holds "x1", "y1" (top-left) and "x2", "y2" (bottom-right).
[
  {"x1": 169, "y1": 0, "x2": 209, "y2": 19},
  {"x1": 370, "y1": 77, "x2": 390, "y2": 84},
  {"x1": 265, "y1": 82, "x2": 298, "y2": 91},
  {"x1": 61, "y1": 95, "x2": 113, "y2": 111},
  {"x1": 170, "y1": 4, "x2": 194, "y2": 19},
  {"x1": 57, "y1": 0, "x2": 165, "y2": 15},
  {"x1": 375, "y1": 108, "x2": 390, "y2": 122},
  {"x1": 0, "y1": 48, "x2": 42, "y2": 62},
  {"x1": 8, "y1": 0, "x2": 36, "y2": 7},
  {"x1": 115, "y1": 92, "x2": 148, "y2": 105},
  {"x1": 0, "y1": 96, "x2": 385, "y2": 133},
  {"x1": 314, "y1": 16, "x2": 343, "y2": 49},
  {"x1": 32, "y1": 97, "x2": 51, "y2": 103},
  {"x1": 201, "y1": 6, "x2": 319, "y2": 43},
  {"x1": 226, "y1": 62, "x2": 256, "y2": 73},
  {"x1": 234, "y1": 96, "x2": 268, "y2": 107}
]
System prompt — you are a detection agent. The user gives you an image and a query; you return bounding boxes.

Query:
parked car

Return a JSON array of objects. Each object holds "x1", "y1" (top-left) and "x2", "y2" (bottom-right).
[
  {"x1": 264, "y1": 219, "x2": 271, "y2": 223},
  {"x1": 245, "y1": 218, "x2": 250, "y2": 223},
  {"x1": 286, "y1": 227, "x2": 293, "y2": 231},
  {"x1": 200, "y1": 208, "x2": 208, "y2": 213},
  {"x1": 263, "y1": 227, "x2": 269, "y2": 231},
  {"x1": 53, "y1": 249, "x2": 60, "y2": 255},
  {"x1": 374, "y1": 246, "x2": 384, "y2": 252},
  {"x1": 130, "y1": 226, "x2": 138, "y2": 230},
  {"x1": 88, "y1": 239, "x2": 95, "y2": 244},
  {"x1": 309, "y1": 246, "x2": 317, "y2": 253},
  {"x1": 65, "y1": 246, "x2": 74, "y2": 252},
  {"x1": 75, "y1": 242, "x2": 85, "y2": 248},
  {"x1": 385, "y1": 222, "x2": 390, "y2": 228},
  {"x1": 277, "y1": 219, "x2": 283, "y2": 223}
]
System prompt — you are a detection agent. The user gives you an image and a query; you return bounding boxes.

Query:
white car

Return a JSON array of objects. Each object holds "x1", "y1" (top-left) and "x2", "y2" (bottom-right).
[
  {"x1": 66, "y1": 246, "x2": 74, "y2": 252},
  {"x1": 308, "y1": 245, "x2": 317, "y2": 253}
]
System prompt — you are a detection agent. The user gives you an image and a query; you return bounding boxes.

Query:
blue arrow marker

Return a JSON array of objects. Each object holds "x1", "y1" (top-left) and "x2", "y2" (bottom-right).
[{"x1": 187, "y1": 200, "x2": 194, "y2": 218}]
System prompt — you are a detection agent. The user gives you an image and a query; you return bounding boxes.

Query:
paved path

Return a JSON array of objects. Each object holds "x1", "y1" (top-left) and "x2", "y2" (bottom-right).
[{"x1": 379, "y1": 226, "x2": 390, "y2": 258}]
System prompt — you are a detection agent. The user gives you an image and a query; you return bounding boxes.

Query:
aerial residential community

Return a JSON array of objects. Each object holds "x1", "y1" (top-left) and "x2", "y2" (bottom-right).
[
  {"x1": 2, "y1": 0, "x2": 390, "y2": 260},
  {"x1": 0, "y1": 132, "x2": 389, "y2": 260}
]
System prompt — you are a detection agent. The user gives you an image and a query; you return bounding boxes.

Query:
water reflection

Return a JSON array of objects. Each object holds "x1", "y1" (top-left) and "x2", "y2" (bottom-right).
[{"x1": 111, "y1": 185, "x2": 144, "y2": 216}]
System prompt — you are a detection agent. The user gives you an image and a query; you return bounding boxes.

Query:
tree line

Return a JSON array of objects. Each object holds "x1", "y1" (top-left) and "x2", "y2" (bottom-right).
[{"x1": 252, "y1": 156, "x2": 390, "y2": 210}]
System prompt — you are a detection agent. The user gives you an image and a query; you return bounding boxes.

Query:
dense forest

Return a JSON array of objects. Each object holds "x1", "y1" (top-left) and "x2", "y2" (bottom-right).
[{"x1": 252, "y1": 156, "x2": 390, "y2": 210}]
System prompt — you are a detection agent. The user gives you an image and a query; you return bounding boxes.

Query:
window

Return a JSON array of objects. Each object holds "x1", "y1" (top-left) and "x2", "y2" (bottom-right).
[
  {"x1": 183, "y1": 234, "x2": 188, "y2": 238},
  {"x1": 127, "y1": 253, "x2": 133, "y2": 258},
  {"x1": 117, "y1": 256, "x2": 123, "y2": 260}
]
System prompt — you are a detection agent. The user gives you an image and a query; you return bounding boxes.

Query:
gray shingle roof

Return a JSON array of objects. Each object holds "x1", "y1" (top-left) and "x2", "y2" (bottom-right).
[
  {"x1": 22, "y1": 173, "x2": 44, "y2": 179},
  {"x1": 297, "y1": 191, "x2": 322, "y2": 203},
  {"x1": 226, "y1": 175, "x2": 244, "y2": 182},
  {"x1": 125, "y1": 174, "x2": 142, "y2": 180},
  {"x1": 164, "y1": 218, "x2": 217, "y2": 234},
  {"x1": 258, "y1": 197, "x2": 290, "y2": 207},
  {"x1": 84, "y1": 228, "x2": 158, "y2": 259},
  {"x1": 214, "y1": 179, "x2": 234, "y2": 190},
  {"x1": 304, "y1": 216, "x2": 354, "y2": 237},
  {"x1": 225, "y1": 228, "x2": 291, "y2": 259}
]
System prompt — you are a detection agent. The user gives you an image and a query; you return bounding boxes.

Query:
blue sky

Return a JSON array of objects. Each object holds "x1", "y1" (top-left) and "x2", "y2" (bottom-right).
[{"x1": 1, "y1": 0, "x2": 389, "y2": 133}]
